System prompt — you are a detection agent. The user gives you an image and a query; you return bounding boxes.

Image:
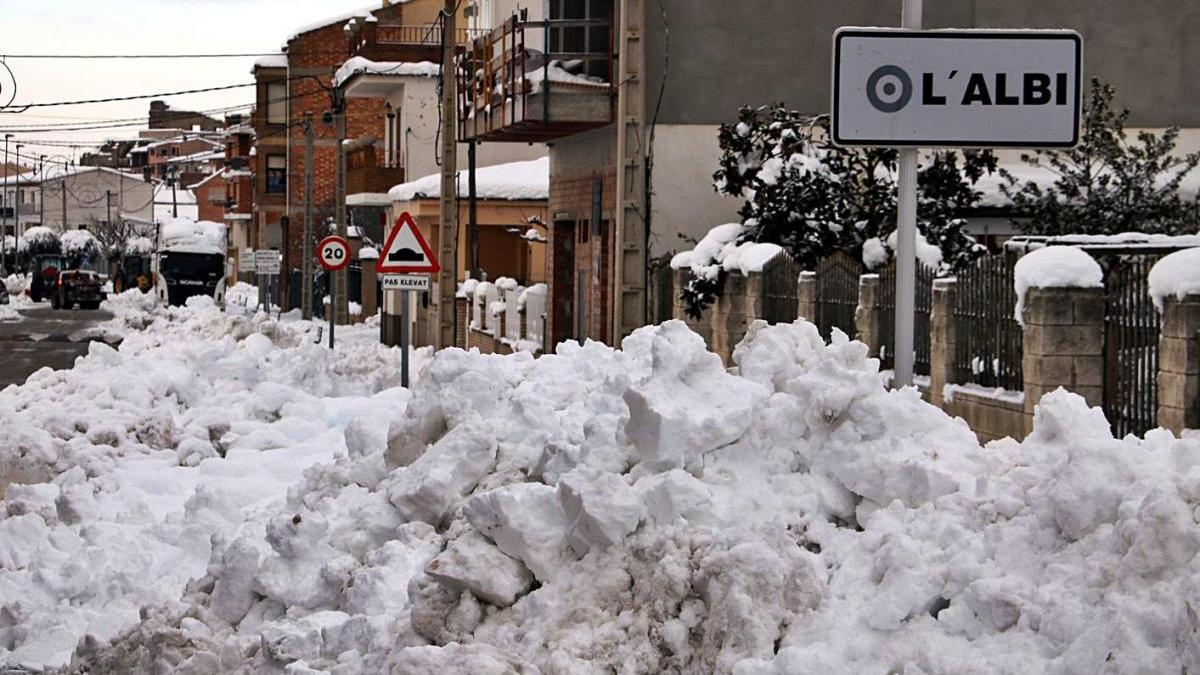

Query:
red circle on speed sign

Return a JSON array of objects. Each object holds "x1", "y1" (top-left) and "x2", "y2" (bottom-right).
[{"x1": 317, "y1": 235, "x2": 351, "y2": 272}]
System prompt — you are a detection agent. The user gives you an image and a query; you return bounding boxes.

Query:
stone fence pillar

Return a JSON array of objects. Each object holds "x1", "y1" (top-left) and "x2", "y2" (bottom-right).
[
  {"x1": 361, "y1": 262, "x2": 378, "y2": 320},
  {"x1": 855, "y1": 274, "x2": 881, "y2": 356},
  {"x1": 930, "y1": 277, "x2": 958, "y2": 408},
  {"x1": 1021, "y1": 286, "x2": 1105, "y2": 432},
  {"x1": 797, "y1": 271, "x2": 818, "y2": 323},
  {"x1": 1158, "y1": 294, "x2": 1200, "y2": 433}
]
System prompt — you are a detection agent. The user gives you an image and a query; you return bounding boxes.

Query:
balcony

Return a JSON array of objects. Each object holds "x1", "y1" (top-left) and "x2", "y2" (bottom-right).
[
  {"x1": 376, "y1": 24, "x2": 485, "y2": 47},
  {"x1": 350, "y1": 22, "x2": 485, "y2": 64},
  {"x1": 346, "y1": 144, "x2": 405, "y2": 196},
  {"x1": 459, "y1": 12, "x2": 614, "y2": 143}
]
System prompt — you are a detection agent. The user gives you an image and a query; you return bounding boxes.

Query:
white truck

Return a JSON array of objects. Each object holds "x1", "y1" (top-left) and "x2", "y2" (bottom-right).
[{"x1": 152, "y1": 217, "x2": 228, "y2": 306}]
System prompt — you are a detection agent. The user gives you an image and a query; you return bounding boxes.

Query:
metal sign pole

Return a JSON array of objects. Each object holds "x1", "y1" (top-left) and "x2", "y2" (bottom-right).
[
  {"x1": 329, "y1": 270, "x2": 336, "y2": 349},
  {"x1": 893, "y1": 0, "x2": 922, "y2": 389},
  {"x1": 400, "y1": 289, "x2": 410, "y2": 388}
]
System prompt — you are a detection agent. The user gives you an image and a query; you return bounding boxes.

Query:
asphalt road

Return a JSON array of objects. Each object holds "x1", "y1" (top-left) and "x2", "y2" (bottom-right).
[{"x1": 0, "y1": 305, "x2": 116, "y2": 390}]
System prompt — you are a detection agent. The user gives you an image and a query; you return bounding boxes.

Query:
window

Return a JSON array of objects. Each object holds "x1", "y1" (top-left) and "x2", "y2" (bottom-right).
[
  {"x1": 266, "y1": 155, "x2": 286, "y2": 194},
  {"x1": 266, "y1": 82, "x2": 287, "y2": 125}
]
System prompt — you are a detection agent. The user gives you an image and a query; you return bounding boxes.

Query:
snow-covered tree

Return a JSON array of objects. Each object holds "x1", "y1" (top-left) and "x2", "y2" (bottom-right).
[
  {"x1": 684, "y1": 106, "x2": 996, "y2": 316},
  {"x1": 1002, "y1": 78, "x2": 1200, "y2": 235}
]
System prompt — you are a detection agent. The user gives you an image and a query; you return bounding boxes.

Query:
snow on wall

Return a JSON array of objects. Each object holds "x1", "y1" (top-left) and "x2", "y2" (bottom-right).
[
  {"x1": 1148, "y1": 247, "x2": 1200, "y2": 311},
  {"x1": 332, "y1": 56, "x2": 440, "y2": 87},
  {"x1": 670, "y1": 222, "x2": 783, "y2": 279},
  {"x1": 1013, "y1": 246, "x2": 1103, "y2": 323},
  {"x1": 388, "y1": 157, "x2": 549, "y2": 202}
]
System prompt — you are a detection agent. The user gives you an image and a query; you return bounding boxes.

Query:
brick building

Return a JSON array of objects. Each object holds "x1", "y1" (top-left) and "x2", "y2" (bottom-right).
[
  {"x1": 251, "y1": 1, "x2": 460, "y2": 309},
  {"x1": 148, "y1": 100, "x2": 221, "y2": 131},
  {"x1": 143, "y1": 135, "x2": 224, "y2": 182}
]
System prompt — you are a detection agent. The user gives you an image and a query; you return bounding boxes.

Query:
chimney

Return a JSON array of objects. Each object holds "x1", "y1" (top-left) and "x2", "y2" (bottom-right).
[{"x1": 381, "y1": 0, "x2": 390, "y2": 6}]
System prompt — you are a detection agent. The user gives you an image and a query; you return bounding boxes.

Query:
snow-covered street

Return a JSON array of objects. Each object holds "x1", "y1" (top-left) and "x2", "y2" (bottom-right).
[{"x1": 2, "y1": 293, "x2": 1199, "y2": 673}]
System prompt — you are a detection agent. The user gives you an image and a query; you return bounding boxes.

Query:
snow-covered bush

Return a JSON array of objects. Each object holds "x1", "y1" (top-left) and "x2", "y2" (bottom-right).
[{"x1": 685, "y1": 108, "x2": 995, "y2": 316}]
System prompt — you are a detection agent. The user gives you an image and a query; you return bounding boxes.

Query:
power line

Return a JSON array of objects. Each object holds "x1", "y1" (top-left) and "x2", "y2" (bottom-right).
[
  {"x1": 0, "y1": 51, "x2": 348, "y2": 59},
  {"x1": 0, "y1": 82, "x2": 256, "y2": 113}
]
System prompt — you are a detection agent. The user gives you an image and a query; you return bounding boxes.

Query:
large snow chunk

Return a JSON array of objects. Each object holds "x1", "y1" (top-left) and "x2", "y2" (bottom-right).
[
  {"x1": 1148, "y1": 247, "x2": 1200, "y2": 311},
  {"x1": 464, "y1": 483, "x2": 571, "y2": 582},
  {"x1": 385, "y1": 423, "x2": 498, "y2": 526},
  {"x1": 426, "y1": 530, "x2": 534, "y2": 607},
  {"x1": 624, "y1": 321, "x2": 769, "y2": 472},
  {"x1": 1013, "y1": 246, "x2": 1102, "y2": 322},
  {"x1": 557, "y1": 467, "x2": 643, "y2": 554},
  {"x1": 386, "y1": 643, "x2": 541, "y2": 674}
]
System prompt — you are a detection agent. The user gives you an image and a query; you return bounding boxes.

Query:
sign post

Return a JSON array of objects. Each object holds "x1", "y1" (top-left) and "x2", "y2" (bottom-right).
[
  {"x1": 317, "y1": 235, "x2": 351, "y2": 349},
  {"x1": 832, "y1": 20, "x2": 1081, "y2": 387},
  {"x1": 377, "y1": 212, "x2": 441, "y2": 388},
  {"x1": 254, "y1": 249, "x2": 282, "y2": 313}
]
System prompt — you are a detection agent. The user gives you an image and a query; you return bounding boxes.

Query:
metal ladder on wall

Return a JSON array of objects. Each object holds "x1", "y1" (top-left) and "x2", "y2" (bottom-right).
[{"x1": 613, "y1": 0, "x2": 647, "y2": 343}]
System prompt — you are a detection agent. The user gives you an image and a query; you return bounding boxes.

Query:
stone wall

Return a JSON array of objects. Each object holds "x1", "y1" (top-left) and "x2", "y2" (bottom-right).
[
  {"x1": 1158, "y1": 294, "x2": 1200, "y2": 433},
  {"x1": 1020, "y1": 287, "x2": 1106, "y2": 428},
  {"x1": 944, "y1": 388, "x2": 1027, "y2": 444},
  {"x1": 671, "y1": 269, "x2": 764, "y2": 365}
]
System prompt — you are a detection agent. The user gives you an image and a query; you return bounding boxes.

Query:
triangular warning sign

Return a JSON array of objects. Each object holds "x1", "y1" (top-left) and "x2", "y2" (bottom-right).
[{"x1": 376, "y1": 212, "x2": 441, "y2": 274}]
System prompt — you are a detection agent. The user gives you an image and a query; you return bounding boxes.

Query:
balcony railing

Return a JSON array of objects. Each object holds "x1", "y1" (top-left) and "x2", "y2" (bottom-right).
[
  {"x1": 377, "y1": 24, "x2": 486, "y2": 47},
  {"x1": 346, "y1": 144, "x2": 405, "y2": 195},
  {"x1": 458, "y1": 11, "x2": 614, "y2": 143}
]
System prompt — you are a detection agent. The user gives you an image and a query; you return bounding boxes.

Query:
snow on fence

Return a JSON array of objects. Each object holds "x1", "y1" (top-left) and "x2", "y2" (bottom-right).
[
  {"x1": 505, "y1": 288, "x2": 522, "y2": 343},
  {"x1": 482, "y1": 283, "x2": 501, "y2": 334},
  {"x1": 522, "y1": 284, "x2": 547, "y2": 351}
]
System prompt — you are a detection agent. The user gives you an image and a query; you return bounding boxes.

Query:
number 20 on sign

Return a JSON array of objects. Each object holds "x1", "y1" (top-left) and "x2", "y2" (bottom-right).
[{"x1": 317, "y1": 235, "x2": 351, "y2": 272}]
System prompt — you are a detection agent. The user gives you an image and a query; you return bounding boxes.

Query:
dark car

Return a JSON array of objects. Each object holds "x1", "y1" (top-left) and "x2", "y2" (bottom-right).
[{"x1": 50, "y1": 268, "x2": 105, "y2": 310}]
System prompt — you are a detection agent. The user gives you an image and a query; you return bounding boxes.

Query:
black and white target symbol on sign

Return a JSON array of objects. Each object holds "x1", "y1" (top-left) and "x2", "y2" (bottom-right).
[{"x1": 866, "y1": 65, "x2": 912, "y2": 114}]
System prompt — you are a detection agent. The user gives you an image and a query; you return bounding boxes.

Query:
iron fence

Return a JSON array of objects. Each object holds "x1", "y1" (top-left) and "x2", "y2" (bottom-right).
[
  {"x1": 954, "y1": 253, "x2": 1023, "y2": 391},
  {"x1": 879, "y1": 261, "x2": 934, "y2": 376},
  {"x1": 1101, "y1": 255, "x2": 1162, "y2": 437},
  {"x1": 761, "y1": 251, "x2": 802, "y2": 325},
  {"x1": 815, "y1": 252, "x2": 863, "y2": 340}
]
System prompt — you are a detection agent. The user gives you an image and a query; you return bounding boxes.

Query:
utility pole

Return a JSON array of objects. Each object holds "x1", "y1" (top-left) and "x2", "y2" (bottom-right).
[
  {"x1": 61, "y1": 159, "x2": 67, "y2": 230},
  {"x1": 892, "y1": 0, "x2": 922, "y2": 388},
  {"x1": 437, "y1": 0, "x2": 459, "y2": 349},
  {"x1": 334, "y1": 95, "x2": 350, "y2": 325},
  {"x1": 468, "y1": 139, "x2": 478, "y2": 278},
  {"x1": 2, "y1": 134, "x2": 10, "y2": 275},
  {"x1": 171, "y1": 168, "x2": 179, "y2": 218},
  {"x1": 302, "y1": 112, "x2": 315, "y2": 320}
]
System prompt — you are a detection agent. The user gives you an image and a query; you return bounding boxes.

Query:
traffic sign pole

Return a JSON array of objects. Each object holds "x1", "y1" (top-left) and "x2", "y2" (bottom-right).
[
  {"x1": 893, "y1": 0, "x2": 922, "y2": 389},
  {"x1": 400, "y1": 289, "x2": 410, "y2": 388},
  {"x1": 329, "y1": 270, "x2": 336, "y2": 349}
]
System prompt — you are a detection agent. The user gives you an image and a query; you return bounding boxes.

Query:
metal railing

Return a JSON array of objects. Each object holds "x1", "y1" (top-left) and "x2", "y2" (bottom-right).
[
  {"x1": 954, "y1": 253, "x2": 1023, "y2": 391},
  {"x1": 815, "y1": 252, "x2": 863, "y2": 340},
  {"x1": 377, "y1": 24, "x2": 485, "y2": 46},
  {"x1": 1102, "y1": 255, "x2": 1161, "y2": 437},
  {"x1": 761, "y1": 251, "x2": 802, "y2": 325},
  {"x1": 880, "y1": 260, "x2": 934, "y2": 376}
]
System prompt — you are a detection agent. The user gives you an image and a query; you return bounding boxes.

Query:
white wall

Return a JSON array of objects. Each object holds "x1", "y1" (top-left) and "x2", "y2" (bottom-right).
[
  {"x1": 648, "y1": 124, "x2": 743, "y2": 258},
  {"x1": 387, "y1": 78, "x2": 546, "y2": 187}
]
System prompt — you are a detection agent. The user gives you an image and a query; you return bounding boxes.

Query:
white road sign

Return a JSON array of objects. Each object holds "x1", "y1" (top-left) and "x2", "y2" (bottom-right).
[
  {"x1": 832, "y1": 29, "x2": 1082, "y2": 148},
  {"x1": 381, "y1": 274, "x2": 430, "y2": 292},
  {"x1": 238, "y1": 250, "x2": 256, "y2": 273},
  {"x1": 254, "y1": 249, "x2": 281, "y2": 275}
]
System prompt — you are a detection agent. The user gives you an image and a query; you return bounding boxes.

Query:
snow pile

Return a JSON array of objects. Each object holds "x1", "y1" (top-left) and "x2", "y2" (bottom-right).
[
  {"x1": 525, "y1": 61, "x2": 609, "y2": 94},
  {"x1": 389, "y1": 157, "x2": 549, "y2": 202},
  {"x1": 670, "y1": 222, "x2": 783, "y2": 279},
  {"x1": 0, "y1": 305, "x2": 18, "y2": 322},
  {"x1": 18, "y1": 317, "x2": 1200, "y2": 673},
  {"x1": 159, "y1": 217, "x2": 226, "y2": 254},
  {"x1": 4, "y1": 273, "x2": 27, "y2": 297},
  {"x1": 1013, "y1": 246, "x2": 1104, "y2": 322},
  {"x1": 332, "y1": 57, "x2": 439, "y2": 88},
  {"x1": 0, "y1": 293, "x2": 429, "y2": 670},
  {"x1": 1148, "y1": 247, "x2": 1200, "y2": 311}
]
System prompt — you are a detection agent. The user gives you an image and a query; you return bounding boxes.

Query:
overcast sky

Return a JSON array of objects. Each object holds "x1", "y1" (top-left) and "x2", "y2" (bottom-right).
[{"x1": 0, "y1": 0, "x2": 374, "y2": 165}]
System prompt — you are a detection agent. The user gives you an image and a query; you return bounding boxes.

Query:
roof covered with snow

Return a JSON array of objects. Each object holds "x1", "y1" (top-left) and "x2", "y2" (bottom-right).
[
  {"x1": 333, "y1": 56, "x2": 440, "y2": 88},
  {"x1": 389, "y1": 157, "x2": 549, "y2": 202},
  {"x1": 252, "y1": 53, "x2": 289, "y2": 71}
]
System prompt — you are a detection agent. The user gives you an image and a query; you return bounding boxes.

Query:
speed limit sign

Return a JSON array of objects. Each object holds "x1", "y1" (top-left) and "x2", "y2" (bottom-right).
[{"x1": 317, "y1": 235, "x2": 351, "y2": 272}]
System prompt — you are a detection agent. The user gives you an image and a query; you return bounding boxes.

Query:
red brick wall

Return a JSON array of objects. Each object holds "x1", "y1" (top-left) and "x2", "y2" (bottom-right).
[{"x1": 195, "y1": 176, "x2": 226, "y2": 223}]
